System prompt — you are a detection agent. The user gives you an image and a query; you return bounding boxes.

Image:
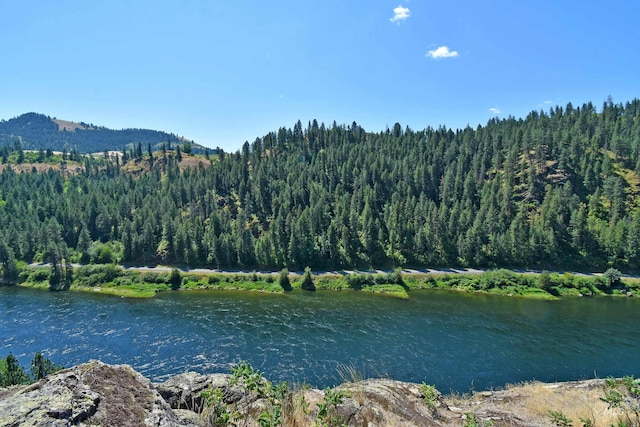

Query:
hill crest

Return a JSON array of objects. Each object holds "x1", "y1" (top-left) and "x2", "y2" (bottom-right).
[{"x1": 0, "y1": 112, "x2": 209, "y2": 154}]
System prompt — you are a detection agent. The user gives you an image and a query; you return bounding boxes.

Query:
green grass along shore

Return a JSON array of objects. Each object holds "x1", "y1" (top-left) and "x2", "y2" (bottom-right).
[{"x1": 12, "y1": 264, "x2": 640, "y2": 300}]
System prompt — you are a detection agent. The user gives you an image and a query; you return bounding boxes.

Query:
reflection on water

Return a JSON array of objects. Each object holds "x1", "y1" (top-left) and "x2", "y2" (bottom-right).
[{"x1": 1, "y1": 287, "x2": 639, "y2": 392}]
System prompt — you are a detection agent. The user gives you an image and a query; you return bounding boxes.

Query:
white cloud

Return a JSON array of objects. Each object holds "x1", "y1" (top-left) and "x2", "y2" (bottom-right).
[
  {"x1": 390, "y1": 5, "x2": 410, "y2": 23},
  {"x1": 489, "y1": 107, "x2": 501, "y2": 114},
  {"x1": 426, "y1": 46, "x2": 459, "y2": 59},
  {"x1": 537, "y1": 100, "x2": 555, "y2": 107}
]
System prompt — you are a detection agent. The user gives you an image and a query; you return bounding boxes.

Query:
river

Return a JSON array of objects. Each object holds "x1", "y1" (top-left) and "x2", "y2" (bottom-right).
[{"x1": 1, "y1": 286, "x2": 638, "y2": 393}]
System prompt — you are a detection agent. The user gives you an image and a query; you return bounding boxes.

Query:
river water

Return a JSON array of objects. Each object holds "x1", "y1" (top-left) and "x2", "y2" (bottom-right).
[{"x1": 1, "y1": 287, "x2": 638, "y2": 393}]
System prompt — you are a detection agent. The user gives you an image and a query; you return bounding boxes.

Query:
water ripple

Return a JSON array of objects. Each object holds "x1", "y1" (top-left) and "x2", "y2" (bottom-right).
[{"x1": 1, "y1": 287, "x2": 640, "y2": 392}]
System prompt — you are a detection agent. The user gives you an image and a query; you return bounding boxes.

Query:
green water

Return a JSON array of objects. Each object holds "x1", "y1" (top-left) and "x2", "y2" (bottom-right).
[{"x1": 1, "y1": 287, "x2": 638, "y2": 392}]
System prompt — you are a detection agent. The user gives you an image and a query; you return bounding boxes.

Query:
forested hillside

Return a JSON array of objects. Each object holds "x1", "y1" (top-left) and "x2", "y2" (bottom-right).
[
  {"x1": 0, "y1": 112, "x2": 209, "y2": 154},
  {"x1": 1, "y1": 99, "x2": 640, "y2": 275}
]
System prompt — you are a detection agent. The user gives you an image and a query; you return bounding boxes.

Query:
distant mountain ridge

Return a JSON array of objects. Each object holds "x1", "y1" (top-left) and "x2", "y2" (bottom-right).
[{"x1": 0, "y1": 112, "x2": 211, "y2": 154}]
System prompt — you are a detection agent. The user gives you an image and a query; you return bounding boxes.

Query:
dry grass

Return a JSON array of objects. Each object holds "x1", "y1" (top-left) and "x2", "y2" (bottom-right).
[
  {"x1": 53, "y1": 118, "x2": 94, "y2": 132},
  {"x1": 499, "y1": 381, "x2": 619, "y2": 426},
  {"x1": 0, "y1": 163, "x2": 83, "y2": 175},
  {"x1": 282, "y1": 390, "x2": 313, "y2": 427}
]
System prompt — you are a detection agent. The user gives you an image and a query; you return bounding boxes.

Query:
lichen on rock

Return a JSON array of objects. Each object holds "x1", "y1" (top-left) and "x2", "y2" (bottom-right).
[{"x1": 0, "y1": 360, "x2": 194, "y2": 427}]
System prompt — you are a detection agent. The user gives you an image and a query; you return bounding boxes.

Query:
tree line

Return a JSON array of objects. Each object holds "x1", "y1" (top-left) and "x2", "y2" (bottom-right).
[
  {"x1": 0, "y1": 112, "x2": 208, "y2": 154},
  {"x1": 0, "y1": 352, "x2": 62, "y2": 386},
  {"x1": 1, "y1": 98, "x2": 640, "y2": 278}
]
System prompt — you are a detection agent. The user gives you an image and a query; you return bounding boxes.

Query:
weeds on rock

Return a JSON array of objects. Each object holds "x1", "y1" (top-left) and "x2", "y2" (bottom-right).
[
  {"x1": 548, "y1": 410, "x2": 573, "y2": 427},
  {"x1": 463, "y1": 412, "x2": 494, "y2": 427},
  {"x1": 200, "y1": 387, "x2": 239, "y2": 427},
  {"x1": 258, "y1": 404, "x2": 282, "y2": 427},
  {"x1": 543, "y1": 376, "x2": 640, "y2": 427},
  {"x1": 316, "y1": 388, "x2": 347, "y2": 427},
  {"x1": 600, "y1": 376, "x2": 640, "y2": 427},
  {"x1": 200, "y1": 361, "x2": 308, "y2": 427},
  {"x1": 419, "y1": 382, "x2": 440, "y2": 414}
]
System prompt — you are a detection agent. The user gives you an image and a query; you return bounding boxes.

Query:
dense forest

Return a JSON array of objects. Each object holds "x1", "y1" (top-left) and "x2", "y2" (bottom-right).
[
  {"x1": 1, "y1": 98, "x2": 640, "y2": 278},
  {"x1": 0, "y1": 112, "x2": 210, "y2": 154}
]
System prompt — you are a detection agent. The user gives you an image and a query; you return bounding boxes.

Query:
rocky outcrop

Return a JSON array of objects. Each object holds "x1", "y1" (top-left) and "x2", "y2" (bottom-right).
[
  {"x1": 0, "y1": 361, "x2": 632, "y2": 427},
  {"x1": 335, "y1": 379, "x2": 442, "y2": 426},
  {"x1": 0, "y1": 360, "x2": 195, "y2": 427},
  {"x1": 156, "y1": 372, "x2": 247, "y2": 412}
]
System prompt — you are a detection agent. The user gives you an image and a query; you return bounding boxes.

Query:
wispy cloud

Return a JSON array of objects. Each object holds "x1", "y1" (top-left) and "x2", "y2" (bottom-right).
[
  {"x1": 426, "y1": 46, "x2": 459, "y2": 59},
  {"x1": 390, "y1": 5, "x2": 410, "y2": 23},
  {"x1": 489, "y1": 107, "x2": 501, "y2": 115},
  {"x1": 537, "y1": 100, "x2": 554, "y2": 107}
]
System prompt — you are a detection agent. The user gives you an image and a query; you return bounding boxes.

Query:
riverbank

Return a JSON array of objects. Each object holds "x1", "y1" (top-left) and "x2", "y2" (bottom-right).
[
  {"x1": 1, "y1": 359, "x2": 637, "y2": 426},
  {"x1": 13, "y1": 264, "x2": 639, "y2": 300}
]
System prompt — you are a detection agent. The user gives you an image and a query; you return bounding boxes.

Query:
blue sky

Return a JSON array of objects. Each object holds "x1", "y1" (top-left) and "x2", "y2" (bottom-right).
[{"x1": 1, "y1": 1, "x2": 639, "y2": 151}]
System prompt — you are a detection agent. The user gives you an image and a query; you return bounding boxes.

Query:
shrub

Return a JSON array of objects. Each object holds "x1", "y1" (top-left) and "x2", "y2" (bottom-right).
[
  {"x1": 464, "y1": 412, "x2": 494, "y2": 427},
  {"x1": 547, "y1": 410, "x2": 573, "y2": 427},
  {"x1": 75, "y1": 264, "x2": 122, "y2": 287},
  {"x1": 479, "y1": 269, "x2": 520, "y2": 290},
  {"x1": 386, "y1": 268, "x2": 404, "y2": 286},
  {"x1": 422, "y1": 276, "x2": 437, "y2": 288},
  {"x1": 316, "y1": 388, "x2": 346, "y2": 427},
  {"x1": 601, "y1": 376, "x2": 640, "y2": 426},
  {"x1": 200, "y1": 386, "x2": 238, "y2": 426},
  {"x1": 29, "y1": 269, "x2": 50, "y2": 282},
  {"x1": 346, "y1": 273, "x2": 373, "y2": 290},
  {"x1": 170, "y1": 268, "x2": 182, "y2": 290},
  {"x1": 140, "y1": 272, "x2": 169, "y2": 284},
  {"x1": 300, "y1": 267, "x2": 315, "y2": 291},
  {"x1": 279, "y1": 269, "x2": 292, "y2": 291},
  {"x1": 419, "y1": 382, "x2": 440, "y2": 413},
  {"x1": 538, "y1": 271, "x2": 552, "y2": 291},
  {"x1": 604, "y1": 268, "x2": 622, "y2": 288}
]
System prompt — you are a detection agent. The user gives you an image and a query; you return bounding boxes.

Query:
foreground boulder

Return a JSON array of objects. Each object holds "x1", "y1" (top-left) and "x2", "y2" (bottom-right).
[
  {"x1": 156, "y1": 372, "x2": 247, "y2": 412},
  {"x1": 0, "y1": 361, "x2": 635, "y2": 426},
  {"x1": 0, "y1": 360, "x2": 195, "y2": 427}
]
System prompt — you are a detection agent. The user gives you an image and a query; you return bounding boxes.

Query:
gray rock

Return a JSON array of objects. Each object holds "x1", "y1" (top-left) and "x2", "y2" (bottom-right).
[
  {"x1": 155, "y1": 372, "x2": 247, "y2": 412},
  {"x1": 0, "y1": 360, "x2": 625, "y2": 427},
  {"x1": 0, "y1": 360, "x2": 196, "y2": 427},
  {"x1": 335, "y1": 379, "x2": 445, "y2": 426}
]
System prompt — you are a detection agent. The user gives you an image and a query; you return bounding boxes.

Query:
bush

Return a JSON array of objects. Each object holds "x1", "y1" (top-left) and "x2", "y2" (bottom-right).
[
  {"x1": 419, "y1": 382, "x2": 440, "y2": 412},
  {"x1": 422, "y1": 276, "x2": 437, "y2": 288},
  {"x1": 29, "y1": 269, "x2": 50, "y2": 282},
  {"x1": 75, "y1": 264, "x2": 122, "y2": 287},
  {"x1": 279, "y1": 269, "x2": 292, "y2": 291},
  {"x1": 300, "y1": 267, "x2": 315, "y2": 291},
  {"x1": 170, "y1": 268, "x2": 182, "y2": 290},
  {"x1": 140, "y1": 272, "x2": 170, "y2": 284},
  {"x1": 478, "y1": 269, "x2": 520, "y2": 290},
  {"x1": 386, "y1": 268, "x2": 404, "y2": 286},
  {"x1": 538, "y1": 271, "x2": 552, "y2": 291},
  {"x1": 604, "y1": 268, "x2": 622, "y2": 288},
  {"x1": 346, "y1": 273, "x2": 374, "y2": 290}
]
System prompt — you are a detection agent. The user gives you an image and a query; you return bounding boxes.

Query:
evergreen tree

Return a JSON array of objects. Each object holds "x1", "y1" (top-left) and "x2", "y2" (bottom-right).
[
  {"x1": 300, "y1": 266, "x2": 315, "y2": 291},
  {"x1": 2, "y1": 353, "x2": 28, "y2": 386},
  {"x1": 30, "y1": 352, "x2": 61, "y2": 381},
  {"x1": 170, "y1": 268, "x2": 182, "y2": 290},
  {"x1": 278, "y1": 268, "x2": 292, "y2": 291}
]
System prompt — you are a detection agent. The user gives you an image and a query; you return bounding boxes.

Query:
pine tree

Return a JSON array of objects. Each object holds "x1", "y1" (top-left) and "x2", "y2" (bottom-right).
[{"x1": 300, "y1": 266, "x2": 315, "y2": 291}]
